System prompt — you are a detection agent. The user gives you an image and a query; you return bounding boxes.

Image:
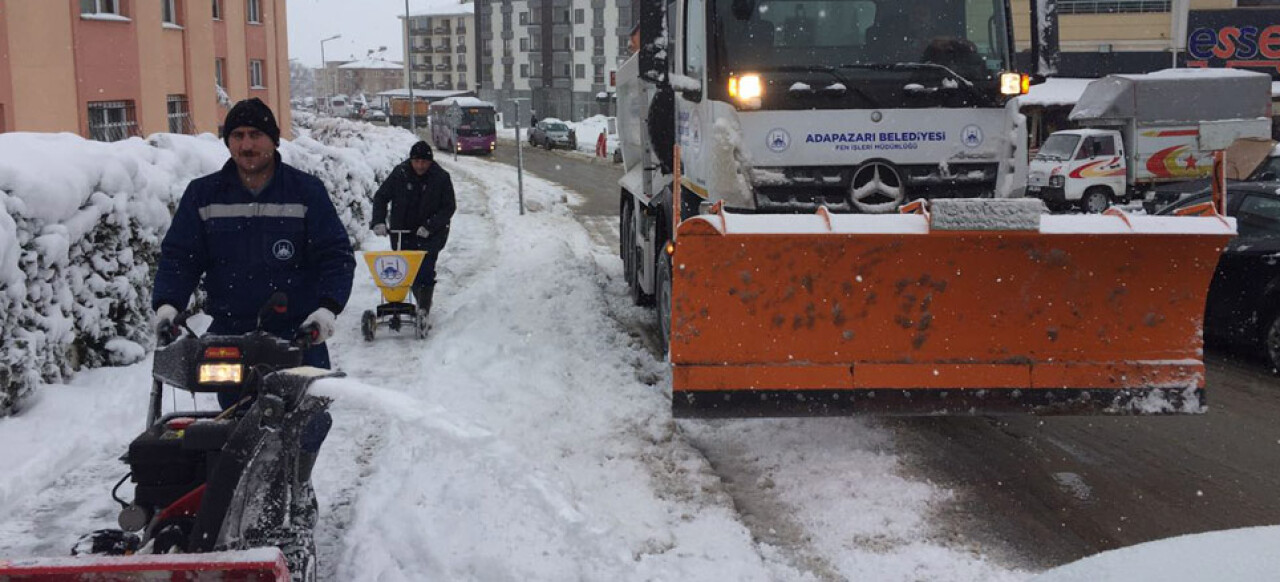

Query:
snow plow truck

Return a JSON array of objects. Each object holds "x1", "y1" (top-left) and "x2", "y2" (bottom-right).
[{"x1": 618, "y1": 0, "x2": 1240, "y2": 417}]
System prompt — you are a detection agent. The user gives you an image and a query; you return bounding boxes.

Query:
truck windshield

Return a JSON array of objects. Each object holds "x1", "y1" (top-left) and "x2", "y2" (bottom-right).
[
  {"x1": 1036, "y1": 134, "x2": 1080, "y2": 161},
  {"x1": 711, "y1": 0, "x2": 1009, "y2": 82}
]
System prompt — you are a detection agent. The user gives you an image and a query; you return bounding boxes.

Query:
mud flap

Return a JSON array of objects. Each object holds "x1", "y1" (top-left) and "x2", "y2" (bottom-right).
[{"x1": 668, "y1": 201, "x2": 1235, "y2": 416}]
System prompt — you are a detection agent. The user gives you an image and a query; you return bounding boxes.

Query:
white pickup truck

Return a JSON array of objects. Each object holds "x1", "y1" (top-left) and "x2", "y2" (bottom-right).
[{"x1": 1027, "y1": 68, "x2": 1272, "y2": 212}]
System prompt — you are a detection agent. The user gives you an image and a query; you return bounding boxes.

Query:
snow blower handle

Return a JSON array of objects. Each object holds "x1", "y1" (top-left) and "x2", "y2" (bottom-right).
[
  {"x1": 156, "y1": 311, "x2": 193, "y2": 347},
  {"x1": 390, "y1": 229, "x2": 414, "y2": 249},
  {"x1": 294, "y1": 322, "x2": 321, "y2": 349}
]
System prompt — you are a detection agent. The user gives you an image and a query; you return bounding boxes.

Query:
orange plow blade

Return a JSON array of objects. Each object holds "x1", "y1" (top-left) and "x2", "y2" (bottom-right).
[
  {"x1": 0, "y1": 548, "x2": 289, "y2": 581},
  {"x1": 668, "y1": 201, "x2": 1235, "y2": 417}
]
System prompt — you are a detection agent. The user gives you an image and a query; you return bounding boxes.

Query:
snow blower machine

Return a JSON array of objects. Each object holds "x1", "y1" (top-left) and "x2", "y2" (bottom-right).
[
  {"x1": 0, "y1": 294, "x2": 337, "y2": 581},
  {"x1": 360, "y1": 231, "x2": 429, "y2": 341}
]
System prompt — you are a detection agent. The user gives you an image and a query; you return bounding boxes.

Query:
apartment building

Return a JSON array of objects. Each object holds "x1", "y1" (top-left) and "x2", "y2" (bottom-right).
[
  {"x1": 0, "y1": 0, "x2": 291, "y2": 141},
  {"x1": 401, "y1": 3, "x2": 476, "y2": 98},
  {"x1": 1013, "y1": 0, "x2": 1280, "y2": 80},
  {"x1": 474, "y1": 0, "x2": 634, "y2": 123},
  {"x1": 316, "y1": 58, "x2": 406, "y2": 101}
]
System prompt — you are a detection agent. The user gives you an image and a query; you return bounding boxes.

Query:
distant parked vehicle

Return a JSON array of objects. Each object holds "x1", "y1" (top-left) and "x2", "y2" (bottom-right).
[
  {"x1": 362, "y1": 108, "x2": 388, "y2": 122},
  {"x1": 529, "y1": 119, "x2": 576, "y2": 150}
]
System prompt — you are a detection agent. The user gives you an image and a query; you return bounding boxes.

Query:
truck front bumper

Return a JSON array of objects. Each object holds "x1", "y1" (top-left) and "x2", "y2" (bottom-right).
[{"x1": 1025, "y1": 185, "x2": 1069, "y2": 206}]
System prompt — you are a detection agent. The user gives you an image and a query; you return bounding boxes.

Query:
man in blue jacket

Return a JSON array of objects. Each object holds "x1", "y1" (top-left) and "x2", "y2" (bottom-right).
[{"x1": 151, "y1": 98, "x2": 355, "y2": 473}]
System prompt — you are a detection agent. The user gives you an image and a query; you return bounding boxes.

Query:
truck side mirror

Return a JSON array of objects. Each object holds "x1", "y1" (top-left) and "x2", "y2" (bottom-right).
[{"x1": 638, "y1": 0, "x2": 669, "y2": 85}]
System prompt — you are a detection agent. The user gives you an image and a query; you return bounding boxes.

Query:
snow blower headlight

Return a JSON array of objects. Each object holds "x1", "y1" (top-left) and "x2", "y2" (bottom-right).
[{"x1": 198, "y1": 362, "x2": 244, "y2": 385}]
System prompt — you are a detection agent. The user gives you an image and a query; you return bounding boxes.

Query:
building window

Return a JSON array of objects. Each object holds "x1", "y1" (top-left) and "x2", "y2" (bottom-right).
[
  {"x1": 520, "y1": 37, "x2": 528, "y2": 52},
  {"x1": 163, "y1": 0, "x2": 179, "y2": 25},
  {"x1": 575, "y1": 64, "x2": 585, "y2": 79},
  {"x1": 575, "y1": 37, "x2": 584, "y2": 51},
  {"x1": 87, "y1": 101, "x2": 138, "y2": 142},
  {"x1": 250, "y1": 59, "x2": 264, "y2": 87},
  {"x1": 594, "y1": 63, "x2": 604, "y2": 83},
  {"x1": 483, "y1": 39, "x2": 492, "y2": 56},
  {"x1": 80, "y1": 0, "x2": 121, "y2": 16},
  {"x1": 1056, "y1": 0, "x2": 1169, "y2": 14},
  {"x1": 167, "y1": 95, "x2": 194, "y2": 134},
  {"x1": 215, "y1": 58, "x2": 225, "y2": 87},
  {"x1": 504, "y1": 64, "x2": 513, "y2": 81},
  {"x1": 575, "y1": 8, "x2": 584, "y2": 23},
  {"x1": 520, "y1": 64, "x2": 529, "y2": 77},
  {"x1": 247, "y1": 0, "x2": 261, "y2": 23},
  {"x1": 212, "y1": 0, "x2": 221, "y2": 19},
  {"x1": 562, "y1": 63, "x2": 570, "y2": 77},
  {"x1": 459, "y1": 73, "x2": 467, "y2": 86},
  {"x1": 593, "y1": 7, "x2": 603, "y2": 25},
  {"x1": 519, "y1": 11, "x2": 528, "y2": 25}
]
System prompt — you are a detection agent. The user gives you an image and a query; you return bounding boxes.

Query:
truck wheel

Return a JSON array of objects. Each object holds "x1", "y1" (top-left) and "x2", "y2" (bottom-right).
[
  {"x1": 657, "y1": 247, "x2": 672, "y2": 358},
  {"x1": 1265, "y1": 310, "x2": 1280, "y2": 374},
  {"x1": 1080, "y1": 187, "x2": 1111, "y2": 214},
  {"x1": 621, "y1": 199, "x2": 635, "y2": 284}
]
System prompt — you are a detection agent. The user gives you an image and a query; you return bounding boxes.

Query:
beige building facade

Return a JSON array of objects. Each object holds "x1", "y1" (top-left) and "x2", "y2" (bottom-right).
[{"x1": 0, "y1": 0, "x2": 292, "y2": 141}]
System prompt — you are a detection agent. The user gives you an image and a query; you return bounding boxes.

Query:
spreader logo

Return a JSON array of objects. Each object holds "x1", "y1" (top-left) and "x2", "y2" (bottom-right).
[
  {"x1": 272, "y1": 239, "x2": 295, "y2": 261},
  {"x1": 767, "y1": 128, "x2": 791, "y2": 152},
  {"x1": 374, "y1": 256, "x2": 409, "y2": 286}
]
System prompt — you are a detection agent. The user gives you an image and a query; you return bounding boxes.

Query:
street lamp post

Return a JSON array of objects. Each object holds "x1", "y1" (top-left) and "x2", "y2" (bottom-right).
[
  {"x1": 320, "y1": 34, "x2": 342, "y2": 115},
  {"x1": 511, "y1": 98, "x2": 529, "y2": 216},
  {"x1": 405, "y1": 0, "x2": 416, "y2": 133}
]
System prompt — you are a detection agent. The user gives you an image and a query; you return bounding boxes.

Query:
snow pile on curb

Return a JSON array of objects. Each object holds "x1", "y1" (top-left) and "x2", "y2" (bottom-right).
[{"x1": 0, "y1": 120, "x2": 417, "y2": 414}]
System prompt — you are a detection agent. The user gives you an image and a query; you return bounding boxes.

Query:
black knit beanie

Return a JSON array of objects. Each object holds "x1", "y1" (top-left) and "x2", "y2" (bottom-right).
[
  {"x1": 222, "y1": 98, "x2": 280, "y2": 145},
  {"x1": 410, "y1": 140, "x2": 433, "y2": 161}
]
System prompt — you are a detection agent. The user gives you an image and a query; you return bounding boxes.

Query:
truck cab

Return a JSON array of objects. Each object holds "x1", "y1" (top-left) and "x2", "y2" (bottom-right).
[{"x1": 1027, "y1": 129, "x2": 1126, "y2": 212}]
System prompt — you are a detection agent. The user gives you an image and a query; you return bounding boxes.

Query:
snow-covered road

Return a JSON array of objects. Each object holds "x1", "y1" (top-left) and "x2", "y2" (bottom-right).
[{"x1": 0, "y1": 152, "x2": 1025, "y2": 581}]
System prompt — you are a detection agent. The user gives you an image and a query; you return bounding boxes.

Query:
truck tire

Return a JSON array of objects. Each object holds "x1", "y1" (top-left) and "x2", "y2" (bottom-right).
[
  {"x1": 621, "y1": 198, "x2": 635, "y2": 285},
  {"x1": 1265, "y1": 310, "x2": 1280, "y2": 374},
  {"x1": 1080, "y1": 187, "x2": 1111, "y2": 214},
  {"x1": 657, "y1": 247, "x2": 672, "y2": 358}
]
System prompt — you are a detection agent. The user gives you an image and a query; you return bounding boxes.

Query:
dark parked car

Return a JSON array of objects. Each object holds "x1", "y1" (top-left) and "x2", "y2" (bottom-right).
[
  {"x1": 1159, "y1": 184, "x2": 1280, "y2": 371},
  {"x1": 529, "y1": 119, "x2": 576, "y2": 150}
]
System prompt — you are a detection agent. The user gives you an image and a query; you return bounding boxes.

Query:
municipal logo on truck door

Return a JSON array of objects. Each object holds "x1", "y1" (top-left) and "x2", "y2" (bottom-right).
[
  {"x1": 961, "y1": 125, "x2": 984, "y2": 148},
  {"x1": 767, "y1": 128, "x2": 791, "y2": 152}
]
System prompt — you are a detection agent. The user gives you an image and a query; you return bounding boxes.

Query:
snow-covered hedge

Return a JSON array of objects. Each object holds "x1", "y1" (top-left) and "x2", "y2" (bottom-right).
[{"x1": 0, "y1": 118, "x2": 417, "y2": 414}]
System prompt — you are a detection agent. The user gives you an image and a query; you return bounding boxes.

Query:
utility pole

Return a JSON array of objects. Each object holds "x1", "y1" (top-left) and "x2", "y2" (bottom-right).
[
  {"x1": 405, "y1": 0, "x2": 416, "y2": 133},
  {"x1": 320, "y1": 34, "x2": 342, "y2": 114}
]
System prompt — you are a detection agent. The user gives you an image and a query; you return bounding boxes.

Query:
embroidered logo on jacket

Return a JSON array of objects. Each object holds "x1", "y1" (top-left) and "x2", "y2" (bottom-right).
[{"x1": 272, "y1": 239, "x2": 296, "y2": 261}]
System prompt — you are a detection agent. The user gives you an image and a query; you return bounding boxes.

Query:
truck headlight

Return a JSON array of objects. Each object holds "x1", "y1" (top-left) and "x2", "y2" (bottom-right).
[
  {"x1": 1049, "y1": 175, "x2": 1064, "y2": 188},
  {"x1": 1000, "y1": 72, "x2": 1029, "y2": 96},
  {"x1": 728, "y1": 74, "x2": 763, "y2": 110},
  {"x1": 198, "y1": 363, "x2": 243, "y2": 385}
]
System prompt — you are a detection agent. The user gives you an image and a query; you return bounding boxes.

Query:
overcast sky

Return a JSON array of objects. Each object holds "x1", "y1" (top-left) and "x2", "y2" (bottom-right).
[{"x1": 288, "y1": 0, "x2": 468, "y2": 68}]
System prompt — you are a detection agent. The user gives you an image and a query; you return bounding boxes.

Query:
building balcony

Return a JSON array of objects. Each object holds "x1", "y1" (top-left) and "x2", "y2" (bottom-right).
[
  {"x1": 434, "y1": 27, "x2": 451, "y2": 34},
  {"x1": 436, "y1": 82, "x2": 452, "y2": 89},
  {"x1": 436, "y1": 45, "x2": 452, "y2": 53},
  {"x1": 457, "y1": 64, "x2": 468, "y2": 71},
  {"x1": 436, "y1": 63, "x2": 450, "y2": 70},
  {"x1": 456, "y1": 26, "x2": 467, "y2": 33}
]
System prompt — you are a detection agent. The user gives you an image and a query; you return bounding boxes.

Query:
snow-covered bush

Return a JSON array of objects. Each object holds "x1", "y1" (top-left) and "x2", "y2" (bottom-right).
[{"x1": 0, "y1": 121, "x2": 416, "y2": 415}]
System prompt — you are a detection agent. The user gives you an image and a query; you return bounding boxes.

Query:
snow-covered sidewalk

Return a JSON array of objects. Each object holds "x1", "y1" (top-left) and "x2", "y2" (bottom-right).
[{"x1": 0, "y1": 150, "x2": 1026, "y2": 581}]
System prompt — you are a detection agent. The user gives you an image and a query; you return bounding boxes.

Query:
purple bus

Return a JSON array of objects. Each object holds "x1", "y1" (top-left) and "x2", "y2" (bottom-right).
[{"x1": 429, "y1": 97, "x2": 497, "y2": 155}]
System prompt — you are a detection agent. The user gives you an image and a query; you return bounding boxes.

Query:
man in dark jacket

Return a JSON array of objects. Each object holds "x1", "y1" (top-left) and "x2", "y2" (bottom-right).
[
  {"x1": 151, "y1": 98, "x2": 355, "y2": 463},
  {"x1": 370, "y1": 141, "x2": 457, "y2": 316}
]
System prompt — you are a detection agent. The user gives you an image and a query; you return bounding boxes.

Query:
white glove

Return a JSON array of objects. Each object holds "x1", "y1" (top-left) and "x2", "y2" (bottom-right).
[
  {"x1": 416, "y1": 226, "x2": 430, "y2": 238},
  {"x1": 373, "y1": 223, "x2": 388, "y2": 236},
  {"x1": 153, "y1": 304, "x2": 178, "y2": 336},
  {"x1": 300, "y1": 307, "x2": 337, "y2": 344}
]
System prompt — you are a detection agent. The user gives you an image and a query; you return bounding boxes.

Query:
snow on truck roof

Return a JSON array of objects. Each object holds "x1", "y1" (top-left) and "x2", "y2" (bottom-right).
[
  {"x1": 1070, "y1": 68, "x2": 1272, "y2": 125},
  {"x1": 432, "y1": 97, "x2": 495, "y2": 108}
]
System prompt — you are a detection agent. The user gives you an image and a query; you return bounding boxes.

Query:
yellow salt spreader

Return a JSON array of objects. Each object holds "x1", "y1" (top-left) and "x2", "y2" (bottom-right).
[{"x1": 360, "y1": 232, "x2": 429, "y2": 340}]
